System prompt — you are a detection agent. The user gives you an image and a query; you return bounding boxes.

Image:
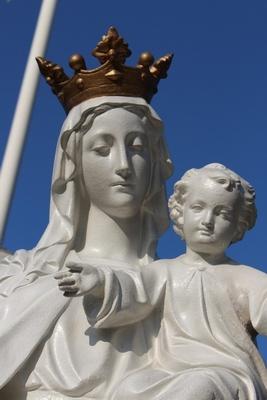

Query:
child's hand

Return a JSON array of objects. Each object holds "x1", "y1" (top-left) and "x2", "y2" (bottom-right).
[{"x1": 54, "y1": 263, "x2": 104, "y2": 297}]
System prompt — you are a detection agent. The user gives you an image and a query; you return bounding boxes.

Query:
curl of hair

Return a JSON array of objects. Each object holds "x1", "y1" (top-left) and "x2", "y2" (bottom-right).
[{"x1": 168, "y1": 163, "x2": 257, "y2": 244}]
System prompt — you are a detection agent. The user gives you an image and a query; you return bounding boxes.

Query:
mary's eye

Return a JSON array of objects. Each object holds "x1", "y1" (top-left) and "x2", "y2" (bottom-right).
[
  {"x1": 129, "y1": 144, "x2": 144, "y2": 152},
  {"x1": 88, "y1": 134, "x2": 113, "y2": 157},
  {"x1": 128, "y1": 136, "x2": 146, "y2": 152},
  {"x1": 92, "y1": 145, "x2": 110, "y2": 156}
]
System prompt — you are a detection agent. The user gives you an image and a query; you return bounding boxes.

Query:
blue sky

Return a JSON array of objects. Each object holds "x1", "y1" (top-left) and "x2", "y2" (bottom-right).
[{"x1": 0, "y1": 0, "x2": 266, "y2": 359}]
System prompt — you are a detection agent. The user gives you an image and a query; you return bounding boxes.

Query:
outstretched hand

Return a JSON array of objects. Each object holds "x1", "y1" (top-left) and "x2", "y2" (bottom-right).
[{"x1": 54, "y1": 263, "x2": 105, "y2": 297}]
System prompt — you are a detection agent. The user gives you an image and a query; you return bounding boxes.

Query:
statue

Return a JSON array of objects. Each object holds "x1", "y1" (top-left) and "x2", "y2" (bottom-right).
[
  {"x1": 0, "y1": 28, "x2": 173, "y2": 399},
  {"x1": 65, "y1": 164, "x2": 267, "y2": 399},
  {"x1": 0, "y1": 248, "x2": 11, "y2": 260}
]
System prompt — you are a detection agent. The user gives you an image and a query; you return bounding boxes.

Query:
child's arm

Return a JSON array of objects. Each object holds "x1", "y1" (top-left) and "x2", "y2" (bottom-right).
[
  {"x1": 246, "y1": 267, "x2": 267, "y2": 335},
  {"x1": 55, "y1": 261, "x2": 167, "y2": 329}
]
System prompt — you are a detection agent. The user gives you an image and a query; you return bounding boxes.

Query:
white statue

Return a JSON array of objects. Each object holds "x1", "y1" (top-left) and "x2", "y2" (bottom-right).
[
  {"x1": 0, "y1": 27, "x2": 174, "y2": 399},
  {"x1": 66, "y1": 164, "x2": 267, "y2": 399},
  {"x1": 0, "y1": 97, "x2": 172, "y2": 399},
  {"x1": 0, "y1": 248, "x2": 10, "y2": 260}
]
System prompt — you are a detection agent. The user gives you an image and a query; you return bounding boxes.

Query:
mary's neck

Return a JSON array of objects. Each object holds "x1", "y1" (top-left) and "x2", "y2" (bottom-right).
[{"x1": 78, "y1": 204, "x2": 142, "y2": 266}]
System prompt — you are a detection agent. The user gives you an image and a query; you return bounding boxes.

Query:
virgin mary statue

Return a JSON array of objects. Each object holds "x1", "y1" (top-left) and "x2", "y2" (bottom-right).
[{"x1": 0, "y1": 28, "x2": 173, "y2": 399}]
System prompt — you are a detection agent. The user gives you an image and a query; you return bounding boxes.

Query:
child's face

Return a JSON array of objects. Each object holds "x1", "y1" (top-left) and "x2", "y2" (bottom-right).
[{"x1": 182, "y1": 175, "x2": 240, "y2": 255}]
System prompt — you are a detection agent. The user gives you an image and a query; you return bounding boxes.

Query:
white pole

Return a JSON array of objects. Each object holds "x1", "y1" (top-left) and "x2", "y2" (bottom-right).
[{"x1": 0, "y1": 0, "x2": 58, "y2": 242}]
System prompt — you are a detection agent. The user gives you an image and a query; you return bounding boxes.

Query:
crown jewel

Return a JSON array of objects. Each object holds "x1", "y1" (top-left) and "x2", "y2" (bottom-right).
[{"x1": 36, "y1": 27, "x2": 173, "y2": 113}]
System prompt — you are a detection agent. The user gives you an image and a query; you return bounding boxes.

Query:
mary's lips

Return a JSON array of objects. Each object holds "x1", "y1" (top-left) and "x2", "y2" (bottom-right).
[{"x1": 111, "y1": 182, "x2": 134, "y2": 187}]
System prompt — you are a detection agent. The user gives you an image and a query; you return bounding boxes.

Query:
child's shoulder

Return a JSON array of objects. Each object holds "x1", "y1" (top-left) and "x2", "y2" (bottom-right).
[
  {"x1": 226, "y1": 261, "x2": 266, "y2": 276},
  {"x1": 223, "y1": 261, "x2": 267, "y2": 289}
]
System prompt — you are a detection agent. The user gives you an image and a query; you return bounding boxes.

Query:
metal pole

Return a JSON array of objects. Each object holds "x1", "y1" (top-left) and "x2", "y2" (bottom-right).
[{"x1": 0, "y1": 0, "x2": 58, "y2": 243}]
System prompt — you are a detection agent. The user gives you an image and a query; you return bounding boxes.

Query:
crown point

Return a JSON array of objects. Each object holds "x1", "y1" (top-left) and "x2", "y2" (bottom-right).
[
  {"x1": 150, "y1": 53, "x2": 174, "y2": 79},
  {"x1": 69, "y1": 54, "x2": 86, "y2": 73},
  {"x1": 107, "y1": 26, "x2": 119, "y2": 37},
  {"x1": 92, "y1": 27, "x2": 131, "y2": 65},
  {"x1": 138, "y1": 52, "x2": 155, "y2": 68}
]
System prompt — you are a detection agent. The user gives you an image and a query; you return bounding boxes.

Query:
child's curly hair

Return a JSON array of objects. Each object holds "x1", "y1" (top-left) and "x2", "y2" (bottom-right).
[{"x1": 168, "y1": 163, "x2": 256, "y2": 244}]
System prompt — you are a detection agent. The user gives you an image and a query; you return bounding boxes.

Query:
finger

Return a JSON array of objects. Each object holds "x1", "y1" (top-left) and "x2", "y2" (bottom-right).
[
  {"x1": 66, "y1": 263, "x2": 83, "y2": 273},
  {"x1": 58, "y1": 278, "x2": 76, "y2": 287},
  {"x1": 54, "y1": 271, "x2": 72, "y2": 280},
  {"x1": 58, "y1": 285, "x2": 78, "y2": 292},
  {"x1": 63, "y1": 290, "x2": 79, "y2": 297}
]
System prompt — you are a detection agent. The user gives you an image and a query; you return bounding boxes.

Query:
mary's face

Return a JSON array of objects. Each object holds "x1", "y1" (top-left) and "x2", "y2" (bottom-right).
[{"x1": 81, "y1": 108, "x2": 151, "y2": 218}]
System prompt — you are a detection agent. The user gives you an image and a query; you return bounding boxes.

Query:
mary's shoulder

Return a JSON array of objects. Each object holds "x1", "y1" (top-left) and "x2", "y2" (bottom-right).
[{"x1": 0, "y1": 247, "x2": 12, "y2": 261}]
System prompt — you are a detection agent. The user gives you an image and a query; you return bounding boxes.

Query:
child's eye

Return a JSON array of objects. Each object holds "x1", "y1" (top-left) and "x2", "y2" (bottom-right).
[
  {"x1": 191, "y1": 204, "x2": 203, "y2": 212},
  {"x1": 214, "y1": 207, "x2": 233, "y2": 220},
  {"x1": 219, "y1": 210, "x2": 233, "y2": 220}
]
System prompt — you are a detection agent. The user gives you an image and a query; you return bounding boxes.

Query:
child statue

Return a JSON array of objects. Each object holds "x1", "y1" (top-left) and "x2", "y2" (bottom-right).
[{"x1": 59, "y1": 163, "x2": 267, "y2": 399}]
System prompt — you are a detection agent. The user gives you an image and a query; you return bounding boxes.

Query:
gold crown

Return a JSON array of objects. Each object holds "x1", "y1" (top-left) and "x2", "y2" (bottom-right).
[{"x1": 36, "y1": 27, "x2": 173, "y2": 113}]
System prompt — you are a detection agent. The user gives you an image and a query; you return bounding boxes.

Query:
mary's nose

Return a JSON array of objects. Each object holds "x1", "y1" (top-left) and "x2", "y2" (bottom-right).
[
  {"x1": 115, "y1": 146, "x2": 131, "y2": 179},
  {"x1": 116, "y1": 166, "x2": 131, "y2": 179}
]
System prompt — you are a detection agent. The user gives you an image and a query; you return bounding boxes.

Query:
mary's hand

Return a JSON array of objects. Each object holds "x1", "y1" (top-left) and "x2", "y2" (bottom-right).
[{"x1": 54, "y1": 263, "x2": 105, "y2": 297}]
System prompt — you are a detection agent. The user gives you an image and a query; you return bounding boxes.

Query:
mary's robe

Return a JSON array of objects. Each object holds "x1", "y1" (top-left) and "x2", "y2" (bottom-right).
[{"x1": 0, "y1": 252, "x2": 157, "y2": 400}]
